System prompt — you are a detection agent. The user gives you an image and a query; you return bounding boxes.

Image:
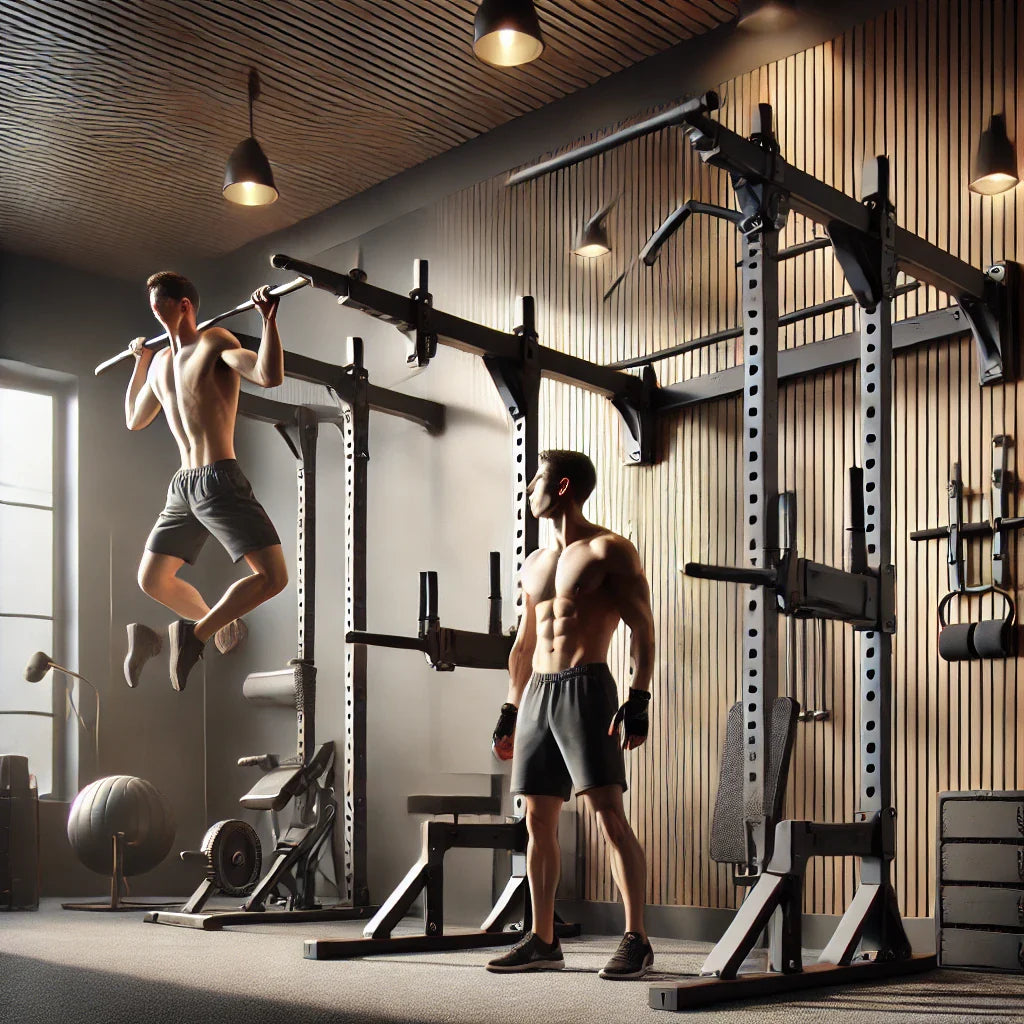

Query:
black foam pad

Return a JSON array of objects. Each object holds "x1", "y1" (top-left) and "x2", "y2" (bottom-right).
[
  {"x1": 710, "y1": 697, "x2": 799, "y2": 865},
  {"x1": 938, "y1": 623, "x2": 977, "y2": 662},
  {"x1": 710, "y1": 703, "x2": 744, "y2": 864},
  {"x1": 972, "y1": 619, "x2": 1013, "y2": 659}
]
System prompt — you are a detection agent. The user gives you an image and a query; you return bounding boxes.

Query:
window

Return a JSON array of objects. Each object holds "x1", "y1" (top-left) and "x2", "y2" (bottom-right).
[{"x1": 0, "y1": 373, "x2": 73, "y2": 798}]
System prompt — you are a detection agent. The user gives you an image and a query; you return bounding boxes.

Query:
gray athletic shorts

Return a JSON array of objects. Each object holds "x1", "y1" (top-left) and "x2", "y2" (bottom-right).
[
  {"x1": 145, "y1": 459, "x2": 280, "y2": 565},
  {"x1": 510, "y1": 662, "x2": 627, "y2": 801}
]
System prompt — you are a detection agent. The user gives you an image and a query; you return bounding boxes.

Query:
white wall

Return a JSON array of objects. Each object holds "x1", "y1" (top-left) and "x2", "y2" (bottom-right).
[{"x1": 0, "y1": 252, "x2": 222, "y2": 895}]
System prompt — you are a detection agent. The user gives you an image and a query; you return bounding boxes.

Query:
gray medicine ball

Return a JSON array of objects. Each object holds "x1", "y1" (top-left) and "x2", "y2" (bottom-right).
[{"x1": 67, "y1": 775, "x2": 175, "y2": 877}]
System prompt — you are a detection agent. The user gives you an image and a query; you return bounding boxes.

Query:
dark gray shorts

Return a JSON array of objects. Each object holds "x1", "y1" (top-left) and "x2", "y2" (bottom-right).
[
  {"x1": 510, "y1": 663, "x2": 627, "y2": 801},
  {"x1": 145, "y1": 460, "x2": 280, "y2": 565}
]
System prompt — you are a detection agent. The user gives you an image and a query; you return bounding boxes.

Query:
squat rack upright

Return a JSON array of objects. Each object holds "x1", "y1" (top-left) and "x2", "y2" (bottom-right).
[
  {"x1": 269, "y1": 90, "x2": 1011, "y2": 990},
  {"x1": 508, "y1": 92, "x2": 1013, "y2": 1008}
]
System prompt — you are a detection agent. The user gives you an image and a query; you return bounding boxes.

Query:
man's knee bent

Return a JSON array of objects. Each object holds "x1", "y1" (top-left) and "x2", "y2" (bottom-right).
[
  {"x1": 257, "y1": 562, "x2": 288, "y2": 597},
  {"x1": 246, "y1": 547, "x2": 288, "y2": 596}
]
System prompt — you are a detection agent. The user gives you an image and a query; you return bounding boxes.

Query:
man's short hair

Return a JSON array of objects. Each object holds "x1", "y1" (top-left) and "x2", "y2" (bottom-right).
[
  {"x1": 146, "y1": 271, "x2": 200, "y2": 313},
  {"x1": 539, "y1": 449, "x2": 597, "y2": 505}
]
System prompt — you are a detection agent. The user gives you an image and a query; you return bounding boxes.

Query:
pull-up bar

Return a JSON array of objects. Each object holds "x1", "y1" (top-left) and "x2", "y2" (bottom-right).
[
  {"x1": 93, "y1": 277, "x2": 310, "y2": 376},
  {"x1": 607, "y1": 281, "x2": 919, "y2": 370},
  {"x1": 505, "y1": 91, "x2": 720, "y2": 186}
]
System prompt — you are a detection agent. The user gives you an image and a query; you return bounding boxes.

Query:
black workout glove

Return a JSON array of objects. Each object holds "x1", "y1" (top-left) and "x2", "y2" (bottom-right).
[
  {"x1": 491, "y1": 702, "x2": 518, "y2": 761},
  {"x1": 609, "y1": 687, "x2": 652, "y2": 749}
]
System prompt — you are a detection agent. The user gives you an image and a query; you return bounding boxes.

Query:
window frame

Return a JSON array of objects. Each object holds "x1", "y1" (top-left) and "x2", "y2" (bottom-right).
[{"x1": 0, "y1": 362, "x2": 77, "y2": 800}]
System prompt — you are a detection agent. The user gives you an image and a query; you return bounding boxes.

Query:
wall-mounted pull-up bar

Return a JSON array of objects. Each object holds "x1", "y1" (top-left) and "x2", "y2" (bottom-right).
[
  {"x1": 608, "y1": 282, "x2": 919, "y2": 370},
  {"x1": 93, "y1": 277, "x2": 310, "y2": 376}
]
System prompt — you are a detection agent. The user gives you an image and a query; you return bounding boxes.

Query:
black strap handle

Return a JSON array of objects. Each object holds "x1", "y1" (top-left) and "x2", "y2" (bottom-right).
[{"x1": 684, "y1": 562, "x2": 777, "y2": 587}]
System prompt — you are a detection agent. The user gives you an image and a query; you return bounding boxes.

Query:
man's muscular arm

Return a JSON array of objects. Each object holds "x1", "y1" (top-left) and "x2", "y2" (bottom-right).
[
  {"x1": 125, "y1": 339, "x2": 162, "y2": 430},
  {"x1": 219, "y1": 286, "x2": 284, "y2": 388},
  {"x1": 618, "y1": 565, "x2": 655, "y2": 695},
  {"x1": 606, "y1": 536, "x2": 655, "y2": 749}
]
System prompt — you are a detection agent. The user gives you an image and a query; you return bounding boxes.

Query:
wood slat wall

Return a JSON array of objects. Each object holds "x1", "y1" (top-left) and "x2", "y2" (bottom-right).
[{"x1": 435, "y1": 0, "x2": 1023, "y2": 918}]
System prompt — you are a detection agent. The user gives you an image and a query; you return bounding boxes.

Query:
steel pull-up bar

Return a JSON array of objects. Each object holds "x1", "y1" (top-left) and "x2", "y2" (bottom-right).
[
  {"x1": 505, "y1": 91, "x2": 720, "y2": 186},
  {"x1": 607, "y1": 281, "x2": 920, "y2": 370},
  {"x1": 93, "y1": 277, "x2": 311, "y2": 377}
]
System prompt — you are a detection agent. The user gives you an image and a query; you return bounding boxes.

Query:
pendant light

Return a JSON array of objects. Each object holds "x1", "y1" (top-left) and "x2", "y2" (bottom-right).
[
  {"x1": 969, "y1": 2, "x2": 1018, "y2": 196},
  {"x1": 473, "y1": 0, "x2": 544, "y2": 68},
  {"x1": 969, "y1": 115, "x2": 1019, "y2": 195},
  {"x1": 223, "y1": 68, "x2": 279, "y2": 206},
  {"x1": 573, "y1": 197, "x2": 615, "y2": 259}
]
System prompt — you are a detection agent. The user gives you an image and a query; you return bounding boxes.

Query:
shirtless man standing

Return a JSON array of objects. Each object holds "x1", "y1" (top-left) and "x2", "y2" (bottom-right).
[
  {"x1": 486, "y1": 449, "x2": 656, "y2": 980},
  {"x1": 122, "y1": 271, "x2": 288, "y2": 691}
]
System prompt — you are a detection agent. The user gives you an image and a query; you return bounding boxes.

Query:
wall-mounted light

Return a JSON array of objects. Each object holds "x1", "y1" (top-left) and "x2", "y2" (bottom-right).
[
  {"x1": 737, "y1": 0, "x2": 796, "y2": 31},
  {"x1": 473, "y1": 0, "x2": 544, "y2": 67},
  {"x1": 23, "y1": 651, "x2": 100, "y2": 766},
  {"x1": 223, "y1": 68, "x2": 279, "y2": 206},
  {"x1": 969, "y1": 114, "x2": 1019, "y2": 196},
  {"x1": 573, "y1": 200, "x2": 614, "y2": 259}
]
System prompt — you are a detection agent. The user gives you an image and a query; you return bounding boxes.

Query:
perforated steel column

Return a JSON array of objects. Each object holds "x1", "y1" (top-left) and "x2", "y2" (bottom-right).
[
  {"x1": 343, "y1": 352, "x2": 370, "y2": 907},
  {"x1": 740, "y1": 229, "x2": 780, "y2": 870},
  {"x1": 856, "y1": 171, "x2": 896, "y2": 888},
  {"x1": 295, "y1": 407, "x2": 318, "y2": 663},
  {"x1": 486, "y1": 297, "x2": 541, "y2": 620}
]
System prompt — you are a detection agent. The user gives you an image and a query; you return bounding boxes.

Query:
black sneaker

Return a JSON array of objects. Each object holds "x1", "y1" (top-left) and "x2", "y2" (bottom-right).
[
  {"x1": 124, "y1": 623, "x2": 162, "y2": 688},
  {"x1": 599, "y1": 931, "x2": 654, "y2": 980},
  {"x1": 168, "y1": 619, "x2": 205, "y2": 692},
  {"x1": 486, "y1": 933, "x2": 565, "y2": 972}
]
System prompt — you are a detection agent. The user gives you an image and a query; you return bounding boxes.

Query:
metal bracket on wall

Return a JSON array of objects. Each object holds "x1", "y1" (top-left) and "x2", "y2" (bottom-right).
[
  {"x1": 958, "y1": 263, "x2": 1015, "y2": 386},
  {"x1": 346, "y1": 559, "x2": 514, "y2": 672},
  {"x1": 269, "y1": 253, "x2": 660, "y2": 466},
  {"x1": 508, "y1": 98, "x2": 1015, "y2": 391},
  {"x1": 910, "y1": 439, "x2": 1024, "y2": 593}
]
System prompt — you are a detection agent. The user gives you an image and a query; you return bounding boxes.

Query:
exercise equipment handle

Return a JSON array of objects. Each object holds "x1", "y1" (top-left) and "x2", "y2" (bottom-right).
[
  {"x1": 271, "y1": 253, "x2": 355, "y2": 297},
  {"x1": 93, "y1": 277, "x2": 310, "y2": 377},
  {"x1": 684, "y1": 562, "x2": 777, "y2": 587},
  {"x1": 345, "y1": 629, "x2": 427, "y2": 653},
  {"x1": 488, "y1": 552, "x2": 501, "y2": 600},
  {"x1": 506, "y1": 91, "x2": 720, "y2": 186},
  {"x1": 488, "y1": 551, "x2": 502, "y2": 636}
]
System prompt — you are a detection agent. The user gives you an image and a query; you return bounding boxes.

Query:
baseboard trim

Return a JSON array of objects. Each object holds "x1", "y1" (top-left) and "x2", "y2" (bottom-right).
[{"x1": 556, "y1": 899, "x2": 936, "y2": 954}]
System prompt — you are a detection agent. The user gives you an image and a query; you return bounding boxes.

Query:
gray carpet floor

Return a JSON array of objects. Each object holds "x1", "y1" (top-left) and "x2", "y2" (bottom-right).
[{"x1": 1, "y1": 900, "x2": 1023, "y2": 1023}]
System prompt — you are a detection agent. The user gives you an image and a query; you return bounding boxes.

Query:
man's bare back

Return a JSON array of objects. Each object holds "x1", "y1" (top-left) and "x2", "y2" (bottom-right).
[
  {"x1": 122, "y1": 273, "x2": 288, "y2": 691},
  {"x1": 148, "y1": 331, "x2": 241, "y2": 468}
]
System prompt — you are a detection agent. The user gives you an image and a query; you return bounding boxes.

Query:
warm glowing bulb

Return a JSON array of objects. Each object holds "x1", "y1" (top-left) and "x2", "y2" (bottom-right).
[
  {"x1": 499, "y1": 28, "x2": 516, "y2": 48},
  {"x1": 969, "y1": 171, "x2": 1019, "y2": 196},
  {"x1": 574, "y1": 243, "x2": 611, "y2": 259},
  {"x1": 223, "y1": 179, "x2": 279, "y2": 206}
]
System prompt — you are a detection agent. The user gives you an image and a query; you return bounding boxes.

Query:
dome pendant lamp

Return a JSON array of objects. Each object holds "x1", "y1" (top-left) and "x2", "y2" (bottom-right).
[
  {"x1": 473, "y1": 0, "x2": 544, "y2": 68},
  {"x1": 573, "y1": 197, "x2": 615, "y2": 259},
  {"x1": 223, "y1": 68, "x2": 279, "y2": 206},
  {"x1": 573, "y1": 212, "x2": 611, "y2": 259},
  {"x1": 969, "y1": 114, "x2": 1019, "y2": 196}
]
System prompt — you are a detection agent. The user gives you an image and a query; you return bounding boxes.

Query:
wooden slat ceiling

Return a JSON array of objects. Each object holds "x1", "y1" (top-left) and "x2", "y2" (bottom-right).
[{"x1": 0, "y1": 0, "x2": 737, "y2": 281}]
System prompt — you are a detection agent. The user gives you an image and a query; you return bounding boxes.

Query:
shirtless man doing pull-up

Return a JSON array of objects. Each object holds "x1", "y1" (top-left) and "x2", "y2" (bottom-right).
[
  {"x1": 487, "y1": 449, "x2": 656, "y2": 980},
  {"x1": 123, "y1": 271, "x2": 288, "y2": 691}
]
